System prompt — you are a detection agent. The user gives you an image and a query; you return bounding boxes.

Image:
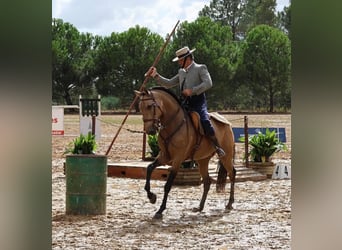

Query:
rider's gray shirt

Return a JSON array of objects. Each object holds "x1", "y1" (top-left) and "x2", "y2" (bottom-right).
[{"x1": 156, "y1": 62, "x2": 213, "y2": 96}]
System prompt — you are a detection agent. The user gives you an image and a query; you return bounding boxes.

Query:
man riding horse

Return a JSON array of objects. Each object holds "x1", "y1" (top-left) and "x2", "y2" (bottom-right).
[{"x1": 146, "y1": 46, "x2": 225, "y2": 158}]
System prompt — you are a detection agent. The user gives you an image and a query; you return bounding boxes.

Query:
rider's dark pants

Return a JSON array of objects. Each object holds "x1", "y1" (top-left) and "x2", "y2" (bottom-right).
[{"x1": 186, "y1": 93, "x2": 215, "y2": 136}]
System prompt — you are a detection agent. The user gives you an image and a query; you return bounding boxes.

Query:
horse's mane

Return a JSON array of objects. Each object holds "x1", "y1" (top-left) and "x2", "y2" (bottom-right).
[{"x1": 148, "y1": 86, "x2": 182, "y2": 105}]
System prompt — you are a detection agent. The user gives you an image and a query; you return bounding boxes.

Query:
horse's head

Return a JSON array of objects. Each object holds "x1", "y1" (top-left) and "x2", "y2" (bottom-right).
[{"x1": 135, "y1": 89, "x2": 162, "y2": 135}]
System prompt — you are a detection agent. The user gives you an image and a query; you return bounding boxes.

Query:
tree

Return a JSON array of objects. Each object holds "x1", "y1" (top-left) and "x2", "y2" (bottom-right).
[
  {"x1": 165, "y1": 17, "x2": 237, "y2": 109},
  {"x1": 238, "y1": 0, "x2": 278, "y2": 40},
  {"x1": 52, "y1": 18, "x2": 79, "y2": 104},
  {"x1": 254, "y1": 0, "x2": 277, "y2": 26},
  {"x1": 52, "y1": 18, "x2": 98, "y2": 104},
  {"x1": 117, "y1": 26, "x2": 164, "y2": 107},
  {"x1": 277, "y1": 3, "x2": 291, "y2": 39},
  {"x1": 92, "y1": 33, "x2": 124, "y2": 97},
  {"x1": 92, "y1": 26, "x2": 164, "y2": 110},
  {"x1": 199, "y1": 0, "x2": 248, "y2": 41},
  {"x1": 243, "y1": 25, "x2": 291, "y2": 112},
  {"x1": 52, "y1": 16, "x2": 291, "y2": 111}
]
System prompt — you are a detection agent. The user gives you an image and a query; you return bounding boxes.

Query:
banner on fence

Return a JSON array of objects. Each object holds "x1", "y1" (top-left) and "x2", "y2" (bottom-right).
[
  {"x1": 52, "y1": 106, "x2": 64, "y2": 135},
  {"x1": 233, "y1": 127, "x2": 286, "y2": 142}
]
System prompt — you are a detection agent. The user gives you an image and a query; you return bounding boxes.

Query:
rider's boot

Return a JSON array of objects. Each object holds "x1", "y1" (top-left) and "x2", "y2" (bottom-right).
[{"x1": 209, "y1": 135, "x2": 226, "y2": 158}]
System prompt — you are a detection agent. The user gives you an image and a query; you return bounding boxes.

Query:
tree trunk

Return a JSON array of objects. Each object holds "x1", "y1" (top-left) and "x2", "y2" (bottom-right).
[
  {"x1": 269, "y1": 83, "x2": 274, "y2": 112},
  {"x1": 64, "y1": 91, "x2": 73, "y2": 105}
]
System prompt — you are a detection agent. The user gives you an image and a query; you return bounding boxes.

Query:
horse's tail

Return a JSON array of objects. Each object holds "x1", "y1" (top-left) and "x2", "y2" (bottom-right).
[
  {"x1": 216, "y1": 161, "x2": 227, "y2": 193},
  {"x1": 216, "y1": 143, "x2": 236, "y2": 193}
]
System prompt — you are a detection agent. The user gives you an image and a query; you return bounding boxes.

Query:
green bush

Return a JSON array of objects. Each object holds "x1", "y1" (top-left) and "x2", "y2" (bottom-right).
[
  {"x1": 64, "y1": 132, "x2": 97, "y2": 154},
  {"x1": 101, "y1": 96, "x2": 121, "y2": 110},
  {"x1": 239, "y1": 128, "x2": 287, "y2": 162},
  {"x1": 147, "y1": 134, "x2": 159, "y2": 157}
]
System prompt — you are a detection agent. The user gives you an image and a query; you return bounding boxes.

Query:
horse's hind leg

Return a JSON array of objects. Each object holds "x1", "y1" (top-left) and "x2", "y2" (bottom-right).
[
  {"x1": 226, "y1": 167, "x2": 236, "y2": 210},
  {"x1": 192, "y1": 158, "x2": 211, "y2": 212},
  {"x1": 144, "y1": 159, "x2": 160, "y2": 204},
  {"x1": 216, "y1": 159, "x2": 236, "y2": 210},
  {"x1": 225, "y1": 139, "x2": 236, "y2": 210},
  {"x1": 212, "y1": 126, "x2": 236, "y2": 210},
  {"x1": 217, "y1": 154, "x2": 236, "y2": 210}
]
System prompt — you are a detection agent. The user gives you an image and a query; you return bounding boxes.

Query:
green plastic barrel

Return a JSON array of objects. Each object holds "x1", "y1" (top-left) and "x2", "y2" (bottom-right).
[{"x1": 65, "y1": 155, "x2": 107, "y2": 215}]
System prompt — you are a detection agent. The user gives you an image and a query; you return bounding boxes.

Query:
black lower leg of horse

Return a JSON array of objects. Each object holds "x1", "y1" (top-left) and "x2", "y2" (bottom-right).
[
  {"x1": 226, "y1": 167, "x2": 236, "y2": 210},
  {"x1": 154, "y1": 169, "x2": 177, "y2": 219},
  {"x1": 144, "y1": 159, "x2": 159, "y2": 204},
  {"x1": 193, "y1": 175, "x2": 211, "y2": 212}
]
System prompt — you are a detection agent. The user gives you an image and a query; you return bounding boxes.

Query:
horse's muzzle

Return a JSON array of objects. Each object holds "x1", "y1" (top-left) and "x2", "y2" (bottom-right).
[{"x1": 146, "y1": 126, "x2": 157, "y2": 135}]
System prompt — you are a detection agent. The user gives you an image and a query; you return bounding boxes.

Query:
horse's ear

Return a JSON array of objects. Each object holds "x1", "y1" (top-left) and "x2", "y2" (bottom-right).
[{"x1": 134, "y1": 90, "x2": 142, "y2": 96}]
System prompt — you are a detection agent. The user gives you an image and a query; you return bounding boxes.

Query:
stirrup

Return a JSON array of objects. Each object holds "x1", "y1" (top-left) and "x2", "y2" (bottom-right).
[{"x1": 216, "y1": 147, "x2": 226, "y2": 158}]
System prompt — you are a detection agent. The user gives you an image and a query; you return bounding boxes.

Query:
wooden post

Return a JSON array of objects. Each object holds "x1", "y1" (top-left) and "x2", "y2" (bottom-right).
[
  {"x1": 91, "y1": 115, "x2": 96, "y2": 136},
  {"x1": 142, "y1": 133, "x2": 146, "y2": 160},
  {"x1": 244, "y1": 115, "x2": 249, "y2": 168}
]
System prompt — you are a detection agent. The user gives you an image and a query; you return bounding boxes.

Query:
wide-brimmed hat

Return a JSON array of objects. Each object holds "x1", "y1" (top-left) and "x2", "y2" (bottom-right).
[{"x1": 172, "y1": 46, "x2": 196, "y2": 62}]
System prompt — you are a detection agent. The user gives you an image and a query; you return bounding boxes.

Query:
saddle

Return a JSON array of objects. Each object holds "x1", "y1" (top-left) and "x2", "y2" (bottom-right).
[
  {"x1": 189, "y1": 112, "x2": 205, "y2": 135},
  {"x1": 189, "y1": 111, "x2": 231, "y2": 135}
]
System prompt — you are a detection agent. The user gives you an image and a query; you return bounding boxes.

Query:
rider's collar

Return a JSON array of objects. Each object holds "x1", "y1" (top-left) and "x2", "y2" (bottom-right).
[{"x1": 184, "y1": 62, "x2": 194, "y2": 72}]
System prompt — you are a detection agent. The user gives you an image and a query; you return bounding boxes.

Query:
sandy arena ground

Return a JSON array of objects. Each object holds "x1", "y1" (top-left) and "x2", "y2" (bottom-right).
[{"x1": 52, "y1": 113, "x2": 291, "y2": 249}]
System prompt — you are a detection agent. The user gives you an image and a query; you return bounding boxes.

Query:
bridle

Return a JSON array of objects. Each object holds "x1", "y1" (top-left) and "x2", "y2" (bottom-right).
[
  {"x1": 140, "y1": 90, "x2": 163, "y2": 131},
  {"x1": 140, "y1": 89, "x2": 185, "y2": 131},
  {"x1": 140, "y1": 89, "x2": 187, "y2": 158}
]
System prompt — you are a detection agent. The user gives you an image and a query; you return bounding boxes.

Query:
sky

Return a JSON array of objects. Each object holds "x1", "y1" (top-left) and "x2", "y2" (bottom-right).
[{"x1": 52, "y1": 0, "x2": 290, "y2": 37}]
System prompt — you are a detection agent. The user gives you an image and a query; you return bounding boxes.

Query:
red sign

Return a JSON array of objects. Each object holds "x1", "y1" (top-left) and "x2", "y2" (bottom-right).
[{"x1": 52, "y1": 107, "x2": 64, "y2": 136}]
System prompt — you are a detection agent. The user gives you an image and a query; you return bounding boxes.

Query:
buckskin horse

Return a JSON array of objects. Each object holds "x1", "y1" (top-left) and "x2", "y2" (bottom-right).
[{"x1": 135, "y1": 87, "x2": 236, "y2": 219}]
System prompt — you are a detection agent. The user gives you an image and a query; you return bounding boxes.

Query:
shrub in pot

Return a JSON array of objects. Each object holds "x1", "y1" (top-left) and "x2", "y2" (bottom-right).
[
  {"x1": 239, "y1": 128, "x2": 287, "y2": 178},
  {"x1": 239, "y1": 128, "x2": 287, "y2": 163},
  {"x1": 65, "y1": 132, "x2": 97, "y2": 154},
  {"x1": 64, "y1": 132, "x2": 107, "y2": 215}
]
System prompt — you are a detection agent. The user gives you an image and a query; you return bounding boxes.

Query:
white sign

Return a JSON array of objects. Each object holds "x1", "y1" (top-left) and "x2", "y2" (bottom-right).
[
  {"x1": 80, "y1": 116, "x2": 101, "y2": 139},
  {"x1": 79, "y1": 95, "x2": 101, "y2": 140},
  {"x1": 272, "y1": 164, "x2": 291, "y2": 179},
  {"x1": 52, "y1": 106, "x2": 64, "y2": 135}
]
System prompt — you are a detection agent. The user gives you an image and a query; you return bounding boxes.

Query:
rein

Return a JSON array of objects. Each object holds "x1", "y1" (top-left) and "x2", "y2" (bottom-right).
[{"x1": 158, "y1": 106, "x2": 186, "y2": 156}]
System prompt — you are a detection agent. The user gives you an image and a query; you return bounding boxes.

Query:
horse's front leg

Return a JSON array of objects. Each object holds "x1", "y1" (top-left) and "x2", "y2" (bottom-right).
[
  {"x1": 144, "y1": 159, "x2": 160, "y2": 204},
  {"x1": 153, "y1": 168, "x2": 178, "y2": 220}
]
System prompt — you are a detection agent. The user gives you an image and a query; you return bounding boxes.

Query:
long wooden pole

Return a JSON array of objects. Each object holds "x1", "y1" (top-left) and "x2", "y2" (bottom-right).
[{"x1": 105, "y1": 20, "x2": 180, "y2": 156}]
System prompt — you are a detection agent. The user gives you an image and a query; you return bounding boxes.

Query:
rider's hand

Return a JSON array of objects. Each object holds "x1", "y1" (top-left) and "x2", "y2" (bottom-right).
[
  {"x1": 145, "y1": 67, "x2": 158, "y2": 78},
  {"x1": 182, "y1": 89, "x2": 193, "y2": 96}
]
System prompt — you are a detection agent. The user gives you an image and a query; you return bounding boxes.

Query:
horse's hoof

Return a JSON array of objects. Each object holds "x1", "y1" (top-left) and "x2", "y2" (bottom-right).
[
  {"x1": 225, "y1": 205, "x2": 234, "y2": 211},
  {"x1": 149, "y1": 193, "x2": 157, "y2": 204},
  {"x1": 153, "y1": 213, "x2": 163, "y2": 220},
  {"x1": 192, "y1": 207, "x2": 202, "y2": 213}
]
